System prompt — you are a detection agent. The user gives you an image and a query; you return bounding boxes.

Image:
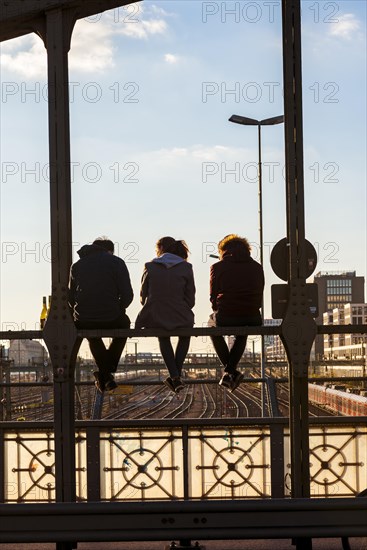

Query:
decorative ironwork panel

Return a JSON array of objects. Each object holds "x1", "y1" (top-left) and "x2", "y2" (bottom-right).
[
  {"x1": 285, "y1": 425, "x2": 367, "y2": 498},
  {"x1": 189, "y1": 428, "x2": 271, "y2": 499},
  {"x1": 100, "y1": 429, "x2": 184, "y2": 501},
  {"x1": 3, "y1": 423, "x2": 366, "y2": 503},
  {"x1": 3, "y1": 430, "x2": 87, "y2": 502}
]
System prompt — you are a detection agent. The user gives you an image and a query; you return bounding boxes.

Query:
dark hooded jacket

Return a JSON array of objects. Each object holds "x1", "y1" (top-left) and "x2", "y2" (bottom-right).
[
  {"x1": 210, "y1": 244, "x2": 264, "y2": 318},
  {"x1": 135, "y1": 253, "x2": 195, "y2": 330},
  {"x1": 68, "y1": 244, "x2": 133, "y2": 323}
]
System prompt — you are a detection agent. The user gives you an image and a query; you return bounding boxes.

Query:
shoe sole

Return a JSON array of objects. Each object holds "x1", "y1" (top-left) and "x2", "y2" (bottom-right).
[
  {"x1": 219, "y1": 376, "x2": 232, "y2": 389},
  {"x1": 163, "y1": 379, "x2": 184, "y2": 393},
  {"x1": 230, "y1": 374, "x2": 244, "y2": 393},
  {"x1": 94, "y1": 372, "x2": 117, "y2": 393},
  {"x1": 163, "y1": 379, "x2": 175, "y2": 392},
  {"x1": 105, "y1": 383, "x2": 118, "y2": 392}
]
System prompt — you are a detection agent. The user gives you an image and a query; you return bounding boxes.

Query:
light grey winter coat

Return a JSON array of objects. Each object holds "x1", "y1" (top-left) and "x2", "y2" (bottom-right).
[{"x1": 135, "y1": 253, "x2": 195, "y2": 330}]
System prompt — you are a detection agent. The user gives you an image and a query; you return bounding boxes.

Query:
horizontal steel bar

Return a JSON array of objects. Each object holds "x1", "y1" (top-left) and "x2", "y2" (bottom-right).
[
  {"x1": 0, "y1": 324, "x2": 366, "y2": 341},
  {"x1": 2, "y1": 376, "x2": 366, "y2": 389},
  {"x1": 0, "y1": 499, "x2": 366, "y2": 542},
  {"x1": 2, "y1": 416, "x2": 366, "y2": 430}
]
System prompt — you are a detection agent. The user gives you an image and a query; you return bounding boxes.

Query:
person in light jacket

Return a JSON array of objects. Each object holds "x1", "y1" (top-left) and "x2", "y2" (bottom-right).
[
  {"x1": 210, "y1": 234, "x2": 264, "y2": 392},
  {"x1": 136, "y1": 236, "x2": 195, "y2": 393}
]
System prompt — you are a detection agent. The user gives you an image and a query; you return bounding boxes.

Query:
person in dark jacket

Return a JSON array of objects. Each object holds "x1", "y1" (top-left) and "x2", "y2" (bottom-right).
[
  {"x1": 69, "y1": 237, "x2": 133, "y2": 392},
  {"x1": 135, "y1": 236, "x2": 195, "y2": 393},
  {"x1": 209, "y1": 234, "x2": 264, "y2": 391}
]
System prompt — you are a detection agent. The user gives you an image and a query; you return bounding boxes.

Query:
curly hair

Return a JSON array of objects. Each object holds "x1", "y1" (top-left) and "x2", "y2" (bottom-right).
[{"x1": 218, "y1": 234, "x2": 251, "y2": 254}]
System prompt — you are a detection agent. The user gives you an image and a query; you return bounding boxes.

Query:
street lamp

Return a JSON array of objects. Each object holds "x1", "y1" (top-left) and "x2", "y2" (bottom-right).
[{"x1": 229, "y1": 114, "x2": 284, "y2": 416}]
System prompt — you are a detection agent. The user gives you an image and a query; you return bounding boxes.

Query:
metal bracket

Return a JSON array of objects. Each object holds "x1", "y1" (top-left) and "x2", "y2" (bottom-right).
[
  {"x1": 281, "y1": 279, "x2": 317, "y2": 378},
  {"x1": 165, "y1": 542, "x2": 204, "y2": 550}
]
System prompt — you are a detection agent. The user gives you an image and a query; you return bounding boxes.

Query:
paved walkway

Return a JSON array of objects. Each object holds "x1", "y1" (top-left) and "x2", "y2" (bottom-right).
[{"x1": 1, "y1": 539, "x2": 366, "y2": 549}]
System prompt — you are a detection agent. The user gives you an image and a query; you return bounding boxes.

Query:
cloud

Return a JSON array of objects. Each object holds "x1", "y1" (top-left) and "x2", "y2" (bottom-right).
[
  {"x1": 136, "y1": 144, "x2": 254, "y2": 171},
  {"x1": 0, "y1": 35, "x2": 47, "y2": 79},
  {"x1": 164, "y1": 53, "x2": 180, "y2": 64},
  {"x1": 149, "y1": 5, "x2": 176, "y2": 18},
  {"x1": 328, "y1": 13, "x2": 361, "y2": 40},
  {"x1": 116, "y1": 17, "x2": 167, "y2": 40},
  {"x1": 69, "y1": 20, "x2": 115, "y2": 72},
  {"x1": 0, "y1": 4, "x2": 169, "y2": 78}
]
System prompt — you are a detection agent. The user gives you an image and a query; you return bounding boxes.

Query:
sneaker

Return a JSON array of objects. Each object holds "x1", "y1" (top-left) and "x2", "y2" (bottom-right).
[
  {"x1": 219, "y1": 373, "x2": 232, "y2": 389},
  {"x1": 163, "y1": 376, "x2": 184, "y2": 393},
  {"x1": 171, "y1": 377, "x2": 184, "y2": 393},
  {"x1": 105, "y1": 374, "x2": 118, "y2": 392},
  {"x1": 230, "y1": 370, "x2": 244, "y2": 392},
  {"x1": 163, "y1": 377, "x2": 175, "y2": 392},
  {"x1": 93, "y1": 371, "x2": 117, "y2": 393}
]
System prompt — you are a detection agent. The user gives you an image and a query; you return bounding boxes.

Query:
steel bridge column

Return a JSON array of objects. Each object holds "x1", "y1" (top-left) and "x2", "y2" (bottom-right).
[
  {"x1": 281, "y1": 1, "x2": 317, "y2": 547},
  {"x1": 35, "y1": 5, "x2": 81, "y2": 520}
]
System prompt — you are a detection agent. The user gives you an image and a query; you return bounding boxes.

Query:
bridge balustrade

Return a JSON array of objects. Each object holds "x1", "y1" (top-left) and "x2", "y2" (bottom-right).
[{"x1": 1, "y1": 417, "x2": 366, "y2": 504}]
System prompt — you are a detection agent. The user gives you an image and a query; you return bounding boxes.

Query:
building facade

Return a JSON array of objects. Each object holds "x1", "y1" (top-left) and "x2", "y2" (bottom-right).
[
  {"x1": 8, "y1": 340, "x2": 48, "y2": 366},
  {"x1": 264, "y1": 319, "x2": 287, "y2": 361},
  {"x1": 313, "y1": 271, "x2": 365, "y2": 359},
  {"x1": 323, "y1": 303, "x2": 367, "y2": 360}
]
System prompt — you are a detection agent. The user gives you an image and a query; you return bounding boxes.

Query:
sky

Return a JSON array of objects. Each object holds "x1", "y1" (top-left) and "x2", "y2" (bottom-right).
[{"x1": 0, "y1": 0, "x2": 366, "y2": 357}]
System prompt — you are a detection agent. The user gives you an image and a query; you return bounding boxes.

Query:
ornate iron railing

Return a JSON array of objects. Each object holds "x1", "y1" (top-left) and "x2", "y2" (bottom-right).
[{"x1": 2, "y1": 418, "x2": 366, "y2": 504}]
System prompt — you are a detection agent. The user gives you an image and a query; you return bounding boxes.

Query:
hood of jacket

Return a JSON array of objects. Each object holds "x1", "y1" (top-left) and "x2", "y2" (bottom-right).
[
  {"x1": 152, "y1": 252, "x2": 185, "y2": 269},
  {"x1": 77, "y1": 244, "x2": 109, "y2": 259}
]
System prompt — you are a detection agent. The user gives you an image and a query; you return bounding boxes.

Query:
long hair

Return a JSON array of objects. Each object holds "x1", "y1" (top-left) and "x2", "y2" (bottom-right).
[{"x1": 156, "y1": 236, "x2": 189, "y2": 260}]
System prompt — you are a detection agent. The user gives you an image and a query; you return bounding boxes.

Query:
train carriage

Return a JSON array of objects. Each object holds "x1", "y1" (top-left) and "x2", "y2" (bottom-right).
[{"x1": 309, "y1": 383, "x2": 367, "y2": 416}]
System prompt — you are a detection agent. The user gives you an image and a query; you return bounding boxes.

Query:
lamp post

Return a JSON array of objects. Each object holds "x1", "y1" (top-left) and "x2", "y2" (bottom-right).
[{"x1": 229, "y1": 114, "x2": 284, "y2": 416}]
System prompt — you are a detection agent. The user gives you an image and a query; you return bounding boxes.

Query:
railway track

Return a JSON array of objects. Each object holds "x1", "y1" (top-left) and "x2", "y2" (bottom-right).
[{"x1": 1, "y1": 374, "x2": 345, "y2": 421}]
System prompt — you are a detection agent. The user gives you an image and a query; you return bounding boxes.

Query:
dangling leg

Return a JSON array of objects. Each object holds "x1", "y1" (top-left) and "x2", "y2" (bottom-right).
[
  {"x1": 159, "y1": 337, "x2": 180, "y2": 379},
  {"x1": 88, "y1": 338, "x2": 109, "y2": 373},
  {"x1": 88, "y1": 338, "x2": 115, "y2": 392},
  {"x1": 174, "y1": 337, "x2": 190, "y2": 376},
  {"x1": 211, "y1": 335, "x2": 233, "y2": 389},
  {"x1": 107, "y1": 315, "x2": 130, "y2": 372},
  {"x1": 227, "y1": 336, "x2": 247, "y2": 391},
  {"x1": 210, "y1": 336, "x2": 230, "y2": 369},
  {"x1": 228, "y1": 336, "x2": 247, "y2": 371},
  {"x1": 159, "y1": 337, "x2": 184, "y2": 393},
  {"x1": 108, "y1": 338, "x2": 128, "y2": 372}
]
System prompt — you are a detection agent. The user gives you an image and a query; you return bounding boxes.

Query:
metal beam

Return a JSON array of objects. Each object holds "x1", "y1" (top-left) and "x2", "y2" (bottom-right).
[
  {"x1": 0, "y1": 324, "x2": 366, "y2": 342},
  {"x1": 280, "y1": 2, "x2": 317, "y2": 516},
  {"x1": 0, "y1": 0, "x2": 140, "y2": 42},
  {"x1": 0, "y1": 499, "x2": 366, "y2": 542}
]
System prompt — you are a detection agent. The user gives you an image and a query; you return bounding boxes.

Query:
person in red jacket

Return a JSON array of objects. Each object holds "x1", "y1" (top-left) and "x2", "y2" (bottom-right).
[{"x1": 209, "y1": 234, "x2": 264, "y2": 391}]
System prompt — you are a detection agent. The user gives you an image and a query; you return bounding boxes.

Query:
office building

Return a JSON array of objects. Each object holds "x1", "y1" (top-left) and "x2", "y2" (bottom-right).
[
  {"x1": 323, "y1": 303, "x2": 367, "y2": 359},
  {"x1": 313, "y1": 271, "x2": 365, "y2": 359}
]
